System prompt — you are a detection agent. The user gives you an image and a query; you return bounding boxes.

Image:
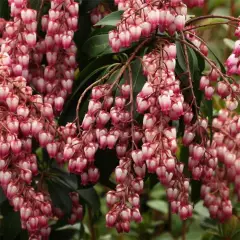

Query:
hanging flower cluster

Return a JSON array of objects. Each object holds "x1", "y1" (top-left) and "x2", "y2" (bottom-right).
[
  {"x1": 0, "y1": 0, "x2": 82, "y2": 239},
  {"x1": 109, "y1": 0, "x2": 187, "y2": 52},
  {"x1": 102, "y1": 0, "x2": 240, "y2": 231},
  {"x1": 1, "y1": 0, "x2": 240, "y2": 238}
]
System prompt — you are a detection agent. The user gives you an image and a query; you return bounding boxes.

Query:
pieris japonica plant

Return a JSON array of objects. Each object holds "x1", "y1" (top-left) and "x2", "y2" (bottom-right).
[{"x1": 0, "y1": 0, "x2": 240, "y2": 239}]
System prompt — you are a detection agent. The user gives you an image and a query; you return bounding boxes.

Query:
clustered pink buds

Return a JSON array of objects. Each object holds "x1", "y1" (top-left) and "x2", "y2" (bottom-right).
[
  {"x1": 109, "y1": 0, "x2": 187, "y2": 52},
  {"x1": 185, "y1": 27, "x2": 208, "y2": 56},
  {"x1": 1, "y1": 1, "x2": 37, "y2": 80},
  {"x1": 197, "y1": 109, "x2": 240, "y2": 221},
  {"x1": 0, "y1": 0, "x2": 81, "y2": 239},
  {"x1": 68, "y1": 192, "x2": 83, "y2": 224},
  {"x1": 183, "y1": 108, "x2": 240, "y2": 222},
  {"x1": 31, "y1": 0, "x2": 79, "y2": 113},
  {"x1": 200, "y1": 70, "x2": 239, "y2": 111},
  {"x1": 139, "y1": 45, "x2": 192, "y2": 220},
  {"x1": 185, "y1": 27, "x2": 239, "y2": 109},
  {"x1": 199, "y1": 70, "x2": 239, "y2": 110},
  {"x1": 1, "y1": 0, "x2": 240, "y2": 237}
]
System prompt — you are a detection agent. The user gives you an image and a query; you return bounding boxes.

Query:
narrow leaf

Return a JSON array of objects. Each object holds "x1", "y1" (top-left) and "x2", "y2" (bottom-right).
[
  {"x1": 78, "y1": 188, "x2": 100, "y2": 215},
  {"x1": 176, "y1": 41, "x2": 186, "y2": 71}
]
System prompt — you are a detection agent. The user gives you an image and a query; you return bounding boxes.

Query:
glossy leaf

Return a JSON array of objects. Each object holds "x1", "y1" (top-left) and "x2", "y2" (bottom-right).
[
  {"x1": 48, "y1": 180, "x2": 73, "y2": 215},
  {"x1": 131, "y1": 59, "x2": 146, "y2": 94},
  {"x1": 78, "y1": 188, "x2": 101, "y2": 215},
  {"x1": 194, "y1": 201, "x2": 210, "y2": 218},
  {"x1": 95, "y1": 10, "x2": 124, "y2": 26},
  {"x1": 171, "y1": 214, "x2": 183, "y2": 238},
  {"x1": 82, "y1": 34, "x2": 110, "y2": 58},
  {"x1": 90, "y1": 26, "x2": 115, "y2": 37},
  {"x1": 176, "y1": 41, "x2": 187, "y2": 71},
  {"x1": 59, "y1": 55, "x2": 117, "y2": 125}
]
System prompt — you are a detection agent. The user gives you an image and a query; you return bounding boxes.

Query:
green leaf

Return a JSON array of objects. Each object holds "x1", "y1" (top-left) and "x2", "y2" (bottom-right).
[
  {"x1": 202, "y1": 232, "x2": 223, "y2": 240},
  {"x1": 221, "y1": 215, "x2": 240, "y2": 238},
  {"x1": 71, "y1": 63, "x2": 114, "y2": 101},
  {"x1": 95, "y1": 11, "x2": 124, "y2": 26},
  {"x1": 179, "y1": 146, "x2": 189, "y2": 176},
  {"x1": 194, "y1": 201, "x2": 210, "y2": 218},
  {"x1": 90, "y1": 26, "x2": 115, "y2": 37},
  {"x1": 149, "y1": 183, "x2": 166, "y2": 199},
  {"x1": 59, "y1": 55, "x2": 117, "y2": 125},
  {"x1": 131, "y1": 59, "x2": 146, "y2": 94},
  {"x1": 146, "y1": 200, "x2": 168, "y2": 214},
  {"x1": 153, "y1": 233, "x2": 173, "y2": 240},
  {"x1": 82, "y1": 34, "x2": 110, "y2": 58},
  {"x1": 131, "y1": 59, "x2": 146, "y2": 119},
  {"x1": 48, "y1": 180, "x2": 73, "y2": 215},
  {"x1": 2, "y1": 211, "x2": 21, "y2": 240},
  {"x1": 176, "y1": 41, "x2": 187, "y2": 71},
  {"x1": 186, "y1": 220, "x2": 205, "y2": 240},
  {"x1": 232, "y1": 231, "x2": 240, "y2": 240},
  {"x1": 176, "y1": 41, "x2": 205, "y2": 111},
  {"x1": 50, "y1": 168, "x2": 78, "y2": 190},
  {"x1": 78, "y1": 188, "x2": 100, "y2": 215},
  {"x1": 171, "y1": 214, "x2": 183, "y2": 238}
]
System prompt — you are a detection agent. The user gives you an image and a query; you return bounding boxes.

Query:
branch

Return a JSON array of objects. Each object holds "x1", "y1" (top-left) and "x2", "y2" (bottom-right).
[
  {"x1": 184, "y1": 21, "x2": 237, "y2": 32},
  {"x1": 75, "y1": 64, "x2": 120, "y2": 131},
  {"x1": 180, "y1": 32, "x2": 199, "y2": 121},
  {"x1": 128, "y1": 65, "x2": 135, "y2": 151},
  {"x1": 75, "y1": 38, "x2": 150, "y2": 132},
  {"x1": 176, "y1": 38, "x2": 239, "y2": 101}
]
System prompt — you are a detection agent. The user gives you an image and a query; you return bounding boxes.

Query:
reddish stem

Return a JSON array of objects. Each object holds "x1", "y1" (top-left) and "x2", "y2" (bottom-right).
[{"x1": 186, "y1": 15, "x2": 240, "y2": 26}]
